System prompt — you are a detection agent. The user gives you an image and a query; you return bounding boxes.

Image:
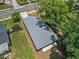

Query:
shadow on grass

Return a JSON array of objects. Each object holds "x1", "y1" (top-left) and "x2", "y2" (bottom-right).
[
  {"x1": 7, "y1": 30, "x2": 12, "y2": 46},
  {"x1": 50, "y1": 52, "x2": 62, "y2": 59},
  {"x1": 10, "y1": 24, "x2": 22, "y2": 33}
]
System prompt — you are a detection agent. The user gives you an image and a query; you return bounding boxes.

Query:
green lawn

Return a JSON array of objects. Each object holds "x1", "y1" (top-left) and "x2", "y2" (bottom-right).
[
  {"x1": 0, "y1": 19, "x2": 14, "y2": 29},
  {"x1": 0, "y1": 55, "x2": 4, "y2": 59},
  {"x1": 0, "y1": 4, "x2": 12, "y2": 10},
  {"x1": 11, "y1": 31, "x2": 35, "y2": 59},
  {"x1": 0, "y1": 19, "x2": 35, "y2": 59}
]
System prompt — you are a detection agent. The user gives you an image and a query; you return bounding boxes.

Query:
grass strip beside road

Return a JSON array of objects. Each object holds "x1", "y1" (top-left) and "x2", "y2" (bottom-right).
[{"x1": 0, "y1": 4, "x2": 12, "y2": 10}]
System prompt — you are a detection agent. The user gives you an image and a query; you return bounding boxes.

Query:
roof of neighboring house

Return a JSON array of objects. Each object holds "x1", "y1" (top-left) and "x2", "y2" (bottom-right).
[
  {"x1": 0, "y1": 24, "x2": 9, "y2": 54},
  {"x1": 0, "y1": 0, "x2": 5, "y2": 4},
  {"x1": 23, "y1": 16, "x2": 58, "y2": 50},
  {"x1": 0, "y1": 24, "x2": 9, "y2": 44}
]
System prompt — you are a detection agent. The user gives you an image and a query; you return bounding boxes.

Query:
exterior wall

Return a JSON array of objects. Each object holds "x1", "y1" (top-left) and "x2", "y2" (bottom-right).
[
  {"x1": 0, "y1": 42, "x2": 9, "y2": 54},
  {"x1": 42, "y1": 42, "x2": 57, "y2": 52},
  {"x1": 42, "y1": 44, "x2": 54, "y2": 52}
]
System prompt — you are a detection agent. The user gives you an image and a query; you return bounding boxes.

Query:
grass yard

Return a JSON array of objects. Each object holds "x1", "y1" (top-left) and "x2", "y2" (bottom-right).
[
  {"x1": 0, "y1": 55, "x2": 4, "y2": 59},
  {"x1": 0, "y1": 4, "x2": 12, "y2": 10},
  {"x1": 0, "y1": 19, "x2": 35, "y2": 59},
  {"x1": 0, "y1": 19, "x2": 14, "y2": 29},
  {"x1": 10, "y1": 29, "x2": 35, "y2": 59}
]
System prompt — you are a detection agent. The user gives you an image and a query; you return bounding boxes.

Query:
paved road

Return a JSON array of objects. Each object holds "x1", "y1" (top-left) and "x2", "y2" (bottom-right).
[
  {"x1": 0, "y1": 9, "x2": 14, "y2": 19},
  {"x1": 0, "y1": 3, "x2": 38, "y2": 19}
]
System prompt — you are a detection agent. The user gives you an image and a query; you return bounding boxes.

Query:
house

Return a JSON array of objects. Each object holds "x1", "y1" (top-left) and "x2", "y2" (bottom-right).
[
  {"x1": 23, "y1": 16, "x2": 58, "y2": 52},
  {"x1": 0, "y1": 0, "x2": 5, "y2": 4},
  {"x1": 0, "y1": 24, "x2": 10, "y2": 55}
]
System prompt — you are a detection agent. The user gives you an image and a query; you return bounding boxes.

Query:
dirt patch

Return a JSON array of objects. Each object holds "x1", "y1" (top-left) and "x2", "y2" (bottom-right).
[{"x1": 27, "y1": 11, "x2": 39, "y2": 16}]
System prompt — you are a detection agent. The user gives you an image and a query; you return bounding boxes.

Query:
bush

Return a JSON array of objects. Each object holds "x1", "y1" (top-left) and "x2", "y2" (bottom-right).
[{"x1": 12, "y1": 12, "x2": 21, "y2": 23}]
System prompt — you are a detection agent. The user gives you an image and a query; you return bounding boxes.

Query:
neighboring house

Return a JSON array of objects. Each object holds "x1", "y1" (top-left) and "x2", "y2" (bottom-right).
[
  {"x1": 0, "y1": 24, "x2": 10, "y2": 55},
  {"x1": 23, "y1": 16, "x2": 58, "y2": 52},
  {"x1": 0, "y1": 0, "x2": 5, "y2": 4}
]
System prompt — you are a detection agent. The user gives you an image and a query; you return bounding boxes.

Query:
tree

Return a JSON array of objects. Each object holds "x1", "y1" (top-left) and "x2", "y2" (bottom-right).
[
  {"x1": 38, "y1": 0, "x2": 70, "y2": 27},
  {"x1": 58, "y1": 13, "x2": 79, "y2": 59},
  {"x1": 38, "y1": 0, "x2": 79, "y2": 59},
  {"x1": 12, "y1": 12, "x2": 21, "y2": 23},
  {"x1": 66, "y1": 0, "x2": 75, "y2": 10}
]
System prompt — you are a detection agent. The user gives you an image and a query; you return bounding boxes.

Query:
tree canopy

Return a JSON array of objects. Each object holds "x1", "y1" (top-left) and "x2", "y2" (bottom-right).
[
  {"x1": 38, "y1": 0, "x2": 79, "y2": 59},
  {"x1": 12, "y1": 12, "x2": 21, "y2": 23}
]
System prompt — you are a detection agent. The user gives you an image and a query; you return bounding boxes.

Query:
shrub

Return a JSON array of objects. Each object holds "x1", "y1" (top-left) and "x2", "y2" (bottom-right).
[{"x1": 12, "y1": 12, "x2": 21, "y2": 23}]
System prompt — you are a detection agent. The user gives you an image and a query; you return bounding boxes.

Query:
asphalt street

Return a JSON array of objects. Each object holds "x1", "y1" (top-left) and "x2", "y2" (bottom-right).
[{"x1": 0, "y1": 3, "x2": 38, "y2": 19}]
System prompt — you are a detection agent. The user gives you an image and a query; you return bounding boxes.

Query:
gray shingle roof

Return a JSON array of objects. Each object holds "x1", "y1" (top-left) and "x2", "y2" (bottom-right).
[
  {"x1": 0, "y1": 24, "x2": 9, "y2": 45},
  {"x1": 23, "y1": 16, "x2": 58, "y2": 50},
  {"x1": 0, "y1": 24, "x2": 9, "y2": 54}
]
